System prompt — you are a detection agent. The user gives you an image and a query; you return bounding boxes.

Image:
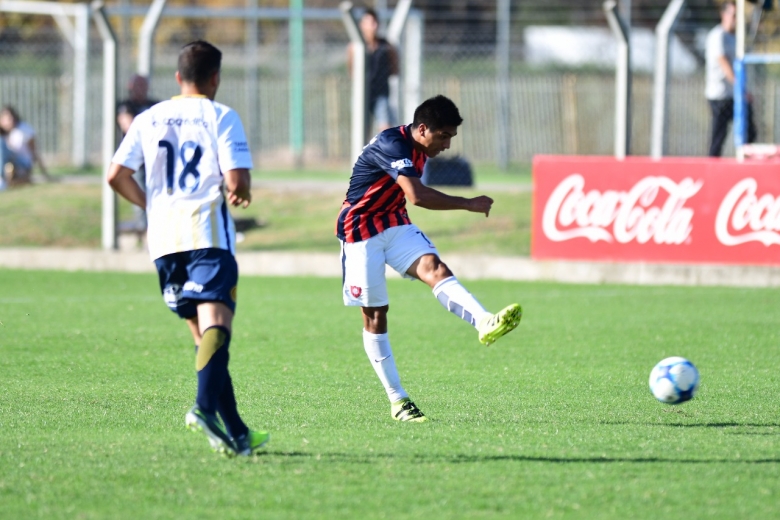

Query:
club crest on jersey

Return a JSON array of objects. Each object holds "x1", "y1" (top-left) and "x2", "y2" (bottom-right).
[
  {"x1": 349, "y1": 286, "x2": 363, "y2": 298},
  {"x1": 390, "y1": 158, "x2": 414, "y2": 170}
]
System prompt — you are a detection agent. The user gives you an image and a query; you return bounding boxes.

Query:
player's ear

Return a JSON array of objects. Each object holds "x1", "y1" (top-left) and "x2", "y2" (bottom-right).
[
  {"x1": 417, "y1": 123, "x2": 428, "y2": 137},
  {"x1": 175, "y1": 71, "x2": 182, "y2": 86}
]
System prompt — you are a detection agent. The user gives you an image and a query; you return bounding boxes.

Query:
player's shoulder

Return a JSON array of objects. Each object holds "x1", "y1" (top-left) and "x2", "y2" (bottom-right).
[
  {"x1": 706, "y1": 24, "x2": 723, "y2": 42},
  {"x1": 372, "y1": 126, "x2": 412, "y2": 155},
  {"x1": 205, "y1": 100, "x2": 237, "y2": 118}
]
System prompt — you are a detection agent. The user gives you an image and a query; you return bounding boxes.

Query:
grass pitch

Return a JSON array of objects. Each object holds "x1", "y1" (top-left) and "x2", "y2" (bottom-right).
[{"x1": 1, "y1": 270, "x2": 779, "y2": 519}]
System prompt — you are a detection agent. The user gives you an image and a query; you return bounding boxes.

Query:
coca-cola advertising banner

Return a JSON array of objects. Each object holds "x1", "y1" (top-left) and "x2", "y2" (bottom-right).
[{"x1": 532, "y1": 155, "x2": 780, "y2": 265}]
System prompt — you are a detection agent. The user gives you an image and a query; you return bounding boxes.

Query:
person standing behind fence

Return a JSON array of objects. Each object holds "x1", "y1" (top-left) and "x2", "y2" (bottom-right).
[
  {"x1": 0, "y1": 105, "x2": 49, "y2": 185},
  {"x1": 706, "y1": 1, "x2": 757, "y2": 157},
  {"x1": 117, "y1": 75, "x2": 159, "y2": 232},
  {"x1": 347, "y1": 7, "x2": 399, "y2": 133}
]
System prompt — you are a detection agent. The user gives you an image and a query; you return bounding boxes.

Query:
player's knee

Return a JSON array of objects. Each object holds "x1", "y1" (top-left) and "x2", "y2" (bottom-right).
[
  {"x1": 361, "y1": 305, "x2": 388, "y2": 333},
  {"x1": 417, "y1": 255, "x2": 452, "y2": 284}
]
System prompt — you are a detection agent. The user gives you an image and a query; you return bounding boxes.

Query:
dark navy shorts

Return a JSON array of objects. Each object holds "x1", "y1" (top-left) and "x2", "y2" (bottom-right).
[{"x1": 154, "y1": 248, "x2": 238, "y2": 319}]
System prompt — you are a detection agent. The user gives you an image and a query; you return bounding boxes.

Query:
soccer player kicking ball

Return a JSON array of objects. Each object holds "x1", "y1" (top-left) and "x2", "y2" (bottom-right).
[
  {"x1": 336, "y1": 95, "x2": 522, "y2": 422},
  {"x1": 107, "y1": 41, "x2": 268, "y2": 456}
]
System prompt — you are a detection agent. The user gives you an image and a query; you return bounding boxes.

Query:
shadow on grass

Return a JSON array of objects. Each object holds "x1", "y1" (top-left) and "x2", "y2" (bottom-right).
[
  {"x1": 257, "y1": 451, "x2": 780, "y2": 465},
  {"x1": 602, "y1": 421, "x2": 780, "y2": 430}
]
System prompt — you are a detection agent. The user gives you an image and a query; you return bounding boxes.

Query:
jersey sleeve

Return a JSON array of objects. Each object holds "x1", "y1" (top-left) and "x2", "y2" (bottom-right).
[
  {"x1": 707, "y1": 28, "x2": 725, "y2": 60},
  {"x1": 111, "y1": 113, "x2": 145, "y2": 170},
  {"x1": 373, "y1": 135, "x2": 417, "y2": 181},
  {"x1": 216, "y1": 108, "x2": 253, "y2": 172},
  {"x1": 20, "y1": 122, "x2": 35, "y2": 141}
]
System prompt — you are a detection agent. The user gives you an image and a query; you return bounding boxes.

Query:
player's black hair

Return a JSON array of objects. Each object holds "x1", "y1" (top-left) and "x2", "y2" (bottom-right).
[
  {"x1": 177, "y1": 40, "x2": 222, "y2": 86},
  {"x1": 362, "y1": 7, "x2": 379, "y2": 22},
  {"x1": 721, "y1": 1, "x2": 735, "y2": 13},
  {"x1": 412, "y1": 95, "x2": 463, "y2": 131}
]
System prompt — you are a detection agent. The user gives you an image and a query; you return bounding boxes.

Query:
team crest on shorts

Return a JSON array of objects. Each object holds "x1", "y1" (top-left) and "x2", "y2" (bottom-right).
[{"x1": 350, "y1": 286, "x2": 363, "y2": 298}]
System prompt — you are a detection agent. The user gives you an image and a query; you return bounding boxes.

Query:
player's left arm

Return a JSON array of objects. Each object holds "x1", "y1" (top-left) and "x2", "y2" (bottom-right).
[
  {"x1": 217, "y1": 109, "x2": 254, "y2": 209},
  {"x1": 107, "y1": 163, "x2": 145, "y2": 208},
  {"x1": 396, "y1": 175, "x2": 493, "y2": 216},
  {"x1": 224, "y1": 168, "x2": 251, "y2": 208}
]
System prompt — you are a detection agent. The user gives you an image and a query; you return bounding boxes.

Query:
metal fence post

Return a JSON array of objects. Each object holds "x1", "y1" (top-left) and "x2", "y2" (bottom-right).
[
  {"x1": 403, "y1": 10, "x2": 423, "y2": 124},
  {"x1": 290, "y1": 0, "x2": 305, "y2": 168},
  {"x1": 604, "y1": 0, "x2": 631, "y2": 160},
  {"x1": 496, "y1": 0, "x2": 510, "y2": 170},
  {"x1": 73, "y1": 3, "x2": 89, "y2": 167},
  {"x1": 92, "y1": 0, "x2": 118, "y2": 250},
  {"x1": 245, "y1": 0, "x2": 259, "y2": 159},
  {"x1": 340, "y1": 1, "x2": 368, "y2": 162},
  {"x1": 138, "y1": 0, "x2": 166, "y2": 80},
  {"x1": 651, "y1": 0, "x2": 685, "y2": 160},
  {"x1": 386, "y1": 0, "x2": 411, "y2": 128}
]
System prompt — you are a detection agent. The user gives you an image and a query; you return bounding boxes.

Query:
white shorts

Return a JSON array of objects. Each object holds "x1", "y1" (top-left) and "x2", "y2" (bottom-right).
[{"x1": 340, "y1": 224, "x2": 439, "y2": 307}]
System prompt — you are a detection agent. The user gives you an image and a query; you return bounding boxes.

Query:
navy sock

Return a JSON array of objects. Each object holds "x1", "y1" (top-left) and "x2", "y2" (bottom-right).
[
  {"x1": 195, "y1": 326, "x2": 231, "y2": 415},
  {"x1": 195, "y1": 326, "x2": 248, "y2": 438},
  {"x1": 217, "y1": 373, "x2": 248, "y2": 439}
]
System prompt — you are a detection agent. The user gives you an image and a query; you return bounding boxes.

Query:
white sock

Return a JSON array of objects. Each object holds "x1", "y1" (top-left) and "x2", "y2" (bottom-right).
[
  {"x1": 362, "y1": 329, "x2": 408, "y2": 403},
  {"x1": 432, "y1": 276, "x2": 491, "y2": 328}
]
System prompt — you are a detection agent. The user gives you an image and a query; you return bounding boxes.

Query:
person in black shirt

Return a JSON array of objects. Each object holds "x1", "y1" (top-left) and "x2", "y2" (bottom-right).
[
  {"x1": 116, "y1": 74, "x2": 158, "y2": 233},
  {"x1": 347, "y1": 8, "x2": 399, "y2": 133}
]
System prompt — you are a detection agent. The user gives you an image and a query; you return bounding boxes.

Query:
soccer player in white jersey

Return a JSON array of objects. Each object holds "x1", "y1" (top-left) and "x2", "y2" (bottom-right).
[{"x1": 107, "y1": 41, "x2": 267, "y2": 457}]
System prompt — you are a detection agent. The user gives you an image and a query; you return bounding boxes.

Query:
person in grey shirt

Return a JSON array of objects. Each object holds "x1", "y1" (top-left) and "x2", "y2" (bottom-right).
[{"x1": 705, "y1": 0, "x2": 756, "y2": 157}]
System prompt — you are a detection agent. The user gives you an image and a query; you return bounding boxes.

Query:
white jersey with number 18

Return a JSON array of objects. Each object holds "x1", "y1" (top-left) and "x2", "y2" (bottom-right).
[{"x1": 112, "y1": 96, "x2": 253, "y2": 260}]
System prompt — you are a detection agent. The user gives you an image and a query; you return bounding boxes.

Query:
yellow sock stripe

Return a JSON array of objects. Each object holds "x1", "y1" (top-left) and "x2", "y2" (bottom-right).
[{"x1": 196, "y1": 327, "x2": 227, "y2": 371}]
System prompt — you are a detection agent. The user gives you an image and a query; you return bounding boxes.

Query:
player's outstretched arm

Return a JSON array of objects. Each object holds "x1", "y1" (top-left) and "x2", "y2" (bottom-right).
[
  {"x1": 224, "y1": 168, "x2": 252, "y2": 208},
  {"x1": 396, "y1": 175, "x2": 493, "y2": 216},
  {"x1": 107, "y1": 163, "x2": 145, "y2": 208}
]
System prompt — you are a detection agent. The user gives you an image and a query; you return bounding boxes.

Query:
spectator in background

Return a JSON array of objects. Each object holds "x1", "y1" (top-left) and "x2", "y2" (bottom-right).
[
  {"x1": 706, "y1": 0, "x2": 756, "y2": 157},
  {"x1": 117, "y1": 74, "x2": 158, "y2": 135},
  {"x1": 117, "y1": 74, "x2": 158, "y2": 231},
  {"x1": 0, "y1": 136, "x2": 12, "y2": 191},
  {"x1": 0, "y1": 105, "x2": 49, "y2": 186},
  {"x1": 347, "y1": 8, "x2": 399, "y2": 133}
]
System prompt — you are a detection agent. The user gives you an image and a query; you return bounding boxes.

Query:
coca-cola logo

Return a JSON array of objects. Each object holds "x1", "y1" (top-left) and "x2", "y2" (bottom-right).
[
  {"x1": 542, "y1": 174, "x2": 703, "y2": 245},
  {"x1": 716, "y1": 178, "x2": 780, "y2": 246}
]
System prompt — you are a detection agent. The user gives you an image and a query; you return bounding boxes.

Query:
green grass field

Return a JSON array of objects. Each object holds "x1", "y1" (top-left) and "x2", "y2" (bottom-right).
[{"x1": 2, "y1": 270, "x2": 779, "y2": 519}]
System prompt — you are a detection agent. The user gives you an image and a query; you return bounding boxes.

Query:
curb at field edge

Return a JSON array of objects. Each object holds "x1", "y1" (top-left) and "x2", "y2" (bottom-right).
[{"x1": 0, "y1": 248, "x2": 779, "y2": 287}]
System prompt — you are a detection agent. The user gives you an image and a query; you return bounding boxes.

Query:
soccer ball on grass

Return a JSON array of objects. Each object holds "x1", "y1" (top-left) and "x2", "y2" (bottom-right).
[{"x1": 648, "y1": 357, "x2": 699, "y2": 404}]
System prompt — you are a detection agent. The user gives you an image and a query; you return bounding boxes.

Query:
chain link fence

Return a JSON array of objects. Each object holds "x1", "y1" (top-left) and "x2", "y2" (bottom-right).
[{"x1": 2, "y1": 1, "x2": 780, "y2": 169}]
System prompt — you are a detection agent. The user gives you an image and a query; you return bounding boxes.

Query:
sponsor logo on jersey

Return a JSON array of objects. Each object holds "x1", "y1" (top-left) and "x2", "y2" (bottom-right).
[
  {"x1": 350, "y1": 286, "x2": 363, "y2": 298},
  {"x1": 183, "y1": 281, "x2": 204, "y2": 293},
  {"x1": 390, "y1": 158, "x2": 414, "y2": 170},
  {"x1": 232, "y1": 141, "x2": 250, "y2": 153},
  {"x1": 152, "y1": 117, "x2": 209, "y2": 128}
]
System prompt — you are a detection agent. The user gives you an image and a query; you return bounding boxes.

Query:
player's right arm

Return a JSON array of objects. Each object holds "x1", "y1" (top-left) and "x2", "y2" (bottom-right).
[
  {"x1": 108, "y1": 163, "x2": 145, "y2": 208},
  {"x1": 396, "y1": 175, "x2": 493, "y2": 216},
  {"x1": 224, "y1": 168, "x2": 251, "y2": 208},
  {"x1": 108, "y1": 113, "x2": 146, "y2": 208}
]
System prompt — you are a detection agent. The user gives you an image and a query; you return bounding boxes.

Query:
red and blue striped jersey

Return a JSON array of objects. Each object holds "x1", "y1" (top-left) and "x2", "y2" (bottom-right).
[{"x1": 336, "y1": 125, "x2": 427, "y2": 242}]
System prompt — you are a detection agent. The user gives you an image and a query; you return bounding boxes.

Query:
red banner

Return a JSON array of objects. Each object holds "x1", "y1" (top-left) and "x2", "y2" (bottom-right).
[{"x1": 532, "y1": 155, "x2": 780, "y2": 265}]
